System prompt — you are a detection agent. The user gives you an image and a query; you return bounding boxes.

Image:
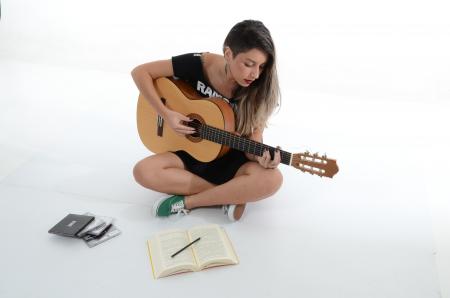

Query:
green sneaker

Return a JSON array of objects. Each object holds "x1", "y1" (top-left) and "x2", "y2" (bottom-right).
[{"x1": 152, "y1": 195, "x2": 188, "y2": 217}]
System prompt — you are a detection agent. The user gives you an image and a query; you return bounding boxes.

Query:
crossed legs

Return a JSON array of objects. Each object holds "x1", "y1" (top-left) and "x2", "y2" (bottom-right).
[{"x1": 133, "y1": 152, "x2": 283, "y2": 209}]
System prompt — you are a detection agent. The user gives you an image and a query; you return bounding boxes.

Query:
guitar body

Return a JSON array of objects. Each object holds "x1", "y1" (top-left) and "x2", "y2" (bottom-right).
[{"x1": 136, "y1": 77, "x2": 236, "y2": 162}]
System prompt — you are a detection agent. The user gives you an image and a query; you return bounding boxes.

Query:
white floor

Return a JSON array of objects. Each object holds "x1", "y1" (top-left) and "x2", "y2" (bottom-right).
[{"x1": 1, "y1": 58, "x2": 449, "y2": 298}]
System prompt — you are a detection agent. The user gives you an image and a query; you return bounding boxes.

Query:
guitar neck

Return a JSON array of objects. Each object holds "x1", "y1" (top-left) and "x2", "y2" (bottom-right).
[{"x1": 198, "y1": 123, "x2": 292, "y2": 165}]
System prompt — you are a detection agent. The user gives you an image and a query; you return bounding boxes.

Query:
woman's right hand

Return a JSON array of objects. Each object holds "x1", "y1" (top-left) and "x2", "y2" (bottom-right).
[{"x1": 164, "y1": 109, "x2": 196, "y2": 135}]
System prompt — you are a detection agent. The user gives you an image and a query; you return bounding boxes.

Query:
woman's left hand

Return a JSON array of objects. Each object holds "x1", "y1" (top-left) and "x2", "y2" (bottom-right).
[{"x1": 256, "y1": 147, "x2": 281, "y2": 169}]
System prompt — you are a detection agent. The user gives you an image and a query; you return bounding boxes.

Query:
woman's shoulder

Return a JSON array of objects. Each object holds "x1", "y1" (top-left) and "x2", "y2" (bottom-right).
[{"x1": 200, "y1": 52, "x2": 223, "y2": 68}]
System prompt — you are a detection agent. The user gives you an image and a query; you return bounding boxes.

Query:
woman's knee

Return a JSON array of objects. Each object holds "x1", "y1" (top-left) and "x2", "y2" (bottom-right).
[
  {"x1": 269, "y1": 168, "x2": 283, "y2": 193},
  {"x1": 133, "y1": 156, "x2": 160, "y2": 186},
  {"x1": 258, "y1": 168, "x2": 283, "y2": 196},
  {"x1": 133, "y1": 153, "x2": 184, "y2": 189},
  {"x1": 133, "y1": 160, "x2": 152, "y2": 186}
]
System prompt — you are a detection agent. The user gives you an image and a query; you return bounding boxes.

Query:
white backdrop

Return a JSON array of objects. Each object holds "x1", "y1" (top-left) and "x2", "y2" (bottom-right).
[
  {"x1": 1, "y1": 0, "x2": 449, "y2": 102},
  {"x1": 1, "y1": 0, "x2": 450, "y2": 297}
]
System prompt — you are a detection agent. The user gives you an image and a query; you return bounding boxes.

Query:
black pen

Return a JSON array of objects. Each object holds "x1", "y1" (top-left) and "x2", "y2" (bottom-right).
[{"x1": 171, "y1": 237, "x2": 201, "y2": 258}]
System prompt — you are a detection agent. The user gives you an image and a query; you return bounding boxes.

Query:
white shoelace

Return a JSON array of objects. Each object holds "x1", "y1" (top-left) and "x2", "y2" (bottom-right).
[{"x1": 171, "y1": 201, "x2": 189, "y2": 216}]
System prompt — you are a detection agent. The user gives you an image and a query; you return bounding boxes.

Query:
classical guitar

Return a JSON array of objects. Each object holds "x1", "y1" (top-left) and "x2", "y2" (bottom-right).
[{"x1": 136, "y1": 77, "x2": 339, "y2": 178}]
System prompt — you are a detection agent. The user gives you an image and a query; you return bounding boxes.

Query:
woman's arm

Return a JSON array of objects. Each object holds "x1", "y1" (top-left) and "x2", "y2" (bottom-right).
[
  {"x1": 131, "y1": 60, "x2": 174, "y2": 117},
  {"x1": 245, "y1": 128, "x2": 281, "y2": 169},
  {"x1": 131, "y1": 60, "x2": 195, "y2": 135}
]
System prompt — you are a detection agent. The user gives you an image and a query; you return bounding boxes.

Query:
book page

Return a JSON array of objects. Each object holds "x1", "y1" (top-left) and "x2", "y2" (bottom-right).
[
  {"x1": 188, "y1": 225, "x2": 238, "y2": 269},
  {"x1": 148, "y1": 230, "x2": 197, "y2": 278}
]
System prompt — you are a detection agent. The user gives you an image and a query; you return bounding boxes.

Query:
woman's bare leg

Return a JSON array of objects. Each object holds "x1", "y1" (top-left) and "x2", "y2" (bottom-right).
[
  {"x1": 133, "y1": 153, "x2": 283, "y2": 209},
  {"x1": 133, "y1": 152, "x2": 215, "y2": 195},
  {"x1": 184, "y1": 161, "x2": 283, "y2": 209}
]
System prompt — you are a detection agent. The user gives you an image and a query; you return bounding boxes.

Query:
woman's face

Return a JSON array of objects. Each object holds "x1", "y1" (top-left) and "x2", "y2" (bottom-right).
[{"x1": 226, "y1": 48, "x2": 268, "y2": 87}]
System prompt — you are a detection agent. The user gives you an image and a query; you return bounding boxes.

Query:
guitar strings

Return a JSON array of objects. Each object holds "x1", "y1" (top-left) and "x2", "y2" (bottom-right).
[
  {"x1": 187, "y1": 121, "x2": 291, "y2": 164},
  {"x1": 186, "y1": 121, "x2": 335, "y2": 177}
]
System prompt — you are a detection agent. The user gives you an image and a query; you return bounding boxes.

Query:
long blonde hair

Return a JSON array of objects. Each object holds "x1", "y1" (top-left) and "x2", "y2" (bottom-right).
[{"x1": 224, "y1": 20, "x2": 281, "y2": 136}]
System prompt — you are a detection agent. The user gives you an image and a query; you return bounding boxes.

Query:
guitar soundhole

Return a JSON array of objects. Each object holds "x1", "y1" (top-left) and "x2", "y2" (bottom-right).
[{"x1": 185, "y1": 114, "x2": 204, "y2": 143}]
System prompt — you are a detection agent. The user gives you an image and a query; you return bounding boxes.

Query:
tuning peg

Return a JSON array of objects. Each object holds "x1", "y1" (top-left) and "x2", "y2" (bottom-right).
[
  {"x1": 322, "y1": 153, "x2": 327, "y2": 159},
  {"x1": 313, "y1": 152, "x2": 319, "y2": 157}
]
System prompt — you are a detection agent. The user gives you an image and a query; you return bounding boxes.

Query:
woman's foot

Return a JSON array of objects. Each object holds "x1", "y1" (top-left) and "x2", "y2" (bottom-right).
[
  {"x1": 223, "y1": 204, "x2": 246, "y2": 221},
  {"x1": 152, "y1": 195, "x2": 189, "y2": 217}
]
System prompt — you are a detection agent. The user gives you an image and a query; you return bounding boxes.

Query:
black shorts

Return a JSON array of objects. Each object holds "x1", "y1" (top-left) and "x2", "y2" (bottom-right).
[{"x1": 173, "y1": 149, "x2": 249, "y2": 185}]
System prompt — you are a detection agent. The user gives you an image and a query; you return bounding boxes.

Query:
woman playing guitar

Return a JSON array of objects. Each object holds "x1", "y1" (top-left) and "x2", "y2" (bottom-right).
[{"x1": 131, "y1": 20, "x2": 282, "y2": 221}]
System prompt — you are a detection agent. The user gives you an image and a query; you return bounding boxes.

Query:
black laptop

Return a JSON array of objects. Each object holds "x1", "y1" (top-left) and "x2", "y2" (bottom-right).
[{"x1": 48, "y1": 214, "x2": 95, "y2": 237}]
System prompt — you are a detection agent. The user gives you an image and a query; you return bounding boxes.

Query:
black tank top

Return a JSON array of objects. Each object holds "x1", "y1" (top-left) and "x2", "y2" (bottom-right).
[{"x1": 171, "y1": 53, "x2": 238, "y2": 109}]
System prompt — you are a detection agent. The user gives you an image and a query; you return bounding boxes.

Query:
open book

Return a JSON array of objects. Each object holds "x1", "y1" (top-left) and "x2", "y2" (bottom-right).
[{"x1": 147, "y1": 224, "x2": 239, "y2": 279}]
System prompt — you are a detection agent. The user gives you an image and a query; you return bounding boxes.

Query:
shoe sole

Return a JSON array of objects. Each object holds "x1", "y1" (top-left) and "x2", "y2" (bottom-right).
[{"x1": 228, "y1": 204, "x2": 246, "y2": 221}]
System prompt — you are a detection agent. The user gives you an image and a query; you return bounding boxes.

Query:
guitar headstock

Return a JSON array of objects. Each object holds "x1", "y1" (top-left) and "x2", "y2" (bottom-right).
[{"x1": 291, "y1": 151, "x2": 339, "y2": 178}]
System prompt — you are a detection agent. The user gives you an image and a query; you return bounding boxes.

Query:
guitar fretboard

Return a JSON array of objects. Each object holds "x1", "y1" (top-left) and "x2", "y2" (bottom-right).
[{"x1": 190, "y1": 122, "x2": 292, "y2": 165}]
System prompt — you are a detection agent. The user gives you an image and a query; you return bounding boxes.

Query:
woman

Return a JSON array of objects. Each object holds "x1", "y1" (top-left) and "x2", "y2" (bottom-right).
[{"x1": 131, "y1": 20, "x2": 283, "y2": 221}]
